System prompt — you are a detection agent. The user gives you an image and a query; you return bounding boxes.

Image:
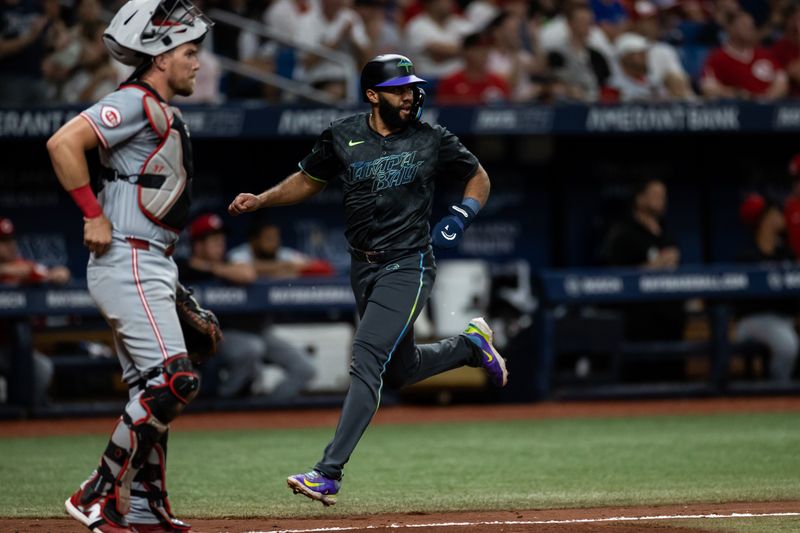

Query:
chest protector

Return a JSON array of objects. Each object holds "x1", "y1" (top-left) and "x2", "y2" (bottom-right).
[{"x1": 138, "y1": 92, "x2": 194, "y2": 232}]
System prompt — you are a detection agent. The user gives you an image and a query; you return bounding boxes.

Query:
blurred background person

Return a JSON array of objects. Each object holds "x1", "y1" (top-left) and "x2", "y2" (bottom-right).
[
  {"x1": 180, "y1": 214, "x2": 316, "y2": 399},
  {"x1": 264, "y1": 0, "x2": 319, "y2": 40},
  {"x1": 437, "y1": 31, "x2": 511, "y2": 105},
  {"x1": 0, "y1": 217, "x2": 70, "y2": 285},
  {"x1": 628, "y1": 0, "x2": 694, "y2": 100},
  {"x1": 40, "y1": 0, "x2": 112, "y2": 103},
  {"x1": 0, "y1": 217, "x2": 70, "y2": 406},
  {"x1": 540, "y1": 0, "x2": 614, "y2": 66},
  {"x1": 235, "y1": 0, "x2": 280, "y2": 102},
  {"x1": 405, "y1": 0, "x2": 472, "y2": 88},
  {"x1": 228, "y1": 216, "x2": 334, "y2": 278},
  {"x1": 355, "y1": 0, "x2": 402, "y2": 57},
  {"x1": 701, "y1": 10, "x2": 788, "y2": 100},
  {"x1": 735, "y1": 193, "x2": 798, "y2": 383},
  {"x1": 590, "y1": 0, "x2": 629, "y2": 46},
  {"x1": 546, "y1": 2, "x2": 611, "y2": 102},
  {"x1": 486, "y1": 10, "x2": 547, "y2": 102},
  {"x1": 0, "y1": 0, "x2": 50, "y2": 105},
  {"x1": 55, "y1": 20, "x2": 118, "y2": 103},
  {"x1": 770, "y1": 2, "x2": 800, "y2": 97},
  {"x1": 178, "y1": 213, "x2": 260, "y2": 398},
  {"x1": 605, "y1": 32, "x2": 660, "y2": 101},
  {"x1": 295, "y1": 0, "x2": 371, "y2": 102},
  {"x1": 601, "y1": 179, "x2": 687, "y2": 344}
]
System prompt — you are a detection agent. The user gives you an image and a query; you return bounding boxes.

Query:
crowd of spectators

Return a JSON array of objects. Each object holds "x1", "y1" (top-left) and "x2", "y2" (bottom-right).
[{"x1": 5, "y1": 0, "x2": 800, "y2": 105}]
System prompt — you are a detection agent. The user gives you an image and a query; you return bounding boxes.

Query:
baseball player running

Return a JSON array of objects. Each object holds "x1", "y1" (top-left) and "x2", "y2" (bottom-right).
[
  {"x1": 229, "y1": 53, "x2": 508, "y2": 507},
  {"x1": 47, "y1": 0, "x2": 212, "y2": 531}
]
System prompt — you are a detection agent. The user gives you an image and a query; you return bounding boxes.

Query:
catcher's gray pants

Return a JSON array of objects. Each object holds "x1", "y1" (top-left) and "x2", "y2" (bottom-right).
[
  {"x1": 314, "y1": 247, "x2": 479, "y2": 480},
  {"x1": 86, "y1": 237, "x2": 188, "y2": 525},
  {"x1": 88, "y1": 237, "x2": 186, "y2": 386}
]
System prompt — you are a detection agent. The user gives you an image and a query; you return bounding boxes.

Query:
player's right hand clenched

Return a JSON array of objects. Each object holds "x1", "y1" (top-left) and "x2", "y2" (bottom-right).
[
  {"x1": 228, "y1": 193, "x2": 262, "y2": 216},
  {"x1": 83, "y1": 215, "x2": 112, "y2": 257}
]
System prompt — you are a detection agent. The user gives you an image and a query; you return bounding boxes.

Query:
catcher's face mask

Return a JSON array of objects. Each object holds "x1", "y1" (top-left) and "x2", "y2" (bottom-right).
[{"x1": 103, "y1": 0, "x2": 213, "y2": 66}]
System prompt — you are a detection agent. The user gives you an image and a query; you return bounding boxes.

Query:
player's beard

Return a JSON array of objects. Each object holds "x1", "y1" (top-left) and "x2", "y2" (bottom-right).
[
  {"x1": 377, "y1": 95, "x2": 412, "y2": 130},
  {"x1": 173, "y1": 78, "x2": 195, "y2": 97}
]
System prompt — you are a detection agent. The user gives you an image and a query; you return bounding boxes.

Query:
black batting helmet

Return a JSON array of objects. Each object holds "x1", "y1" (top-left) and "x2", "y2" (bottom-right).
[{"x1": 360, "y1": 54, "x2": 427, "y2": 102}]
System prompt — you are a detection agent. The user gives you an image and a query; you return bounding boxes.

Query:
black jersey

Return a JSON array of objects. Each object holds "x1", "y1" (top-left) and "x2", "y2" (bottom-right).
[{"x1": 299, "y1": 113, "x2": 478, "y2": 251}]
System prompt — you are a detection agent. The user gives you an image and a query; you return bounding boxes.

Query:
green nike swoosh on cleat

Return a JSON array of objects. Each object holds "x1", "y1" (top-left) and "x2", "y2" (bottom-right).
[
  {"x1": 348, "y1": 140, "x2": 365, "y2": 147},
  {"x1": 483, "y1": 349, "x2": 494, "y2": 363},
  {"x1": 303, "y1": 479, "x2": 323, "y2": 488}
]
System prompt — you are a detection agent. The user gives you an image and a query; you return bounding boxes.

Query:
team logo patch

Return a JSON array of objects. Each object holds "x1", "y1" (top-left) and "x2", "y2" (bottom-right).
[
  {"x1": 100, "y1": 105, "x2": 122, "y2": 128},
  {"x1": 751, "y1": 59, "x2": 775, "y2": 82}
]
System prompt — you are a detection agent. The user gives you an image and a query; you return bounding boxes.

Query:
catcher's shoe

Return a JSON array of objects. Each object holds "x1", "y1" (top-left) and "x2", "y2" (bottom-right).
[
  {"x1": 464, "y1": 317, "x2": 509, "y2": 387},
  {"x1": 287, "y1": 470, "x2": 340, "y2": 507},
  {"x1": 66, "y1": 487, "x2": 133, "y2": 533}
]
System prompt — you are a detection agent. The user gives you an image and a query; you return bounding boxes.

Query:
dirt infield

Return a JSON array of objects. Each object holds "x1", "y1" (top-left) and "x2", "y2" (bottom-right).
[
  {"x1": 3, "y1": 397, "x2": 800, "y2": 532},
  {"x1": 3, "y1": 396, "x2": 800, "y2": 438},
  {"x1": 4, "y1": 502, "x2": 800, "y2": 532}
]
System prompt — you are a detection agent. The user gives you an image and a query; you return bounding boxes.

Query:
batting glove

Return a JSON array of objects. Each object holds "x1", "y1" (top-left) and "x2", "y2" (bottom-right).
[{"x1": 431, "y1": 203, "x2": 477, "y2": 249}]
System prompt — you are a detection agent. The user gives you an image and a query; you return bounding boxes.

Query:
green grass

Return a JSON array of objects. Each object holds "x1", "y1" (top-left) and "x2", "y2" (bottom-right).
[
  {"x1": 1, "y1": 412, "x2": 798, "y2": 519},
  {"x1": 666, "y1": 516, "x2": 800, "y2": 532}
]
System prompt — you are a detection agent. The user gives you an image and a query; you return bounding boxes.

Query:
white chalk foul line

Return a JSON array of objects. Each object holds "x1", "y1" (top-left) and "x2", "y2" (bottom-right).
[{"x1": 246, "y1": 511, "x2": 800, "y2": 533}]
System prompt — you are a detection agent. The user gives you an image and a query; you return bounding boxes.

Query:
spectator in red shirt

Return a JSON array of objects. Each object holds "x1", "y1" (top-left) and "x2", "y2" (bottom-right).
[
  {"x1": 0, "y1": 217, "x2": 70, "y2": 285},
  {"x1": 770, "y1": 3, "x2": 800, "y2": 97},
  {"x1": 437, "y1": 32, "x2": 511, "y2": 105},
  {"x1": 784, "y1": 153, "x2": 800, "y2": 258},
  {"x1": 701, "y1": 10, "x2": 788, "y2": 100},
  {"x1": 700, "y1": 11, "x2": 789, "y2": 100}
]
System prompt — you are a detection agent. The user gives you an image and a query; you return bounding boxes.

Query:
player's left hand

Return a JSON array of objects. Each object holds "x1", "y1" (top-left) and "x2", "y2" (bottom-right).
[{"x1": 431, "y1": 203, "x2": 476, "y2": 249}]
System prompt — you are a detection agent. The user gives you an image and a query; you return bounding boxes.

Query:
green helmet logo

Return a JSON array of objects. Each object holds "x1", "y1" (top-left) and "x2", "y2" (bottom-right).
[{"x1": 397, "y1": 58, "x2": 413, "y2": 73}]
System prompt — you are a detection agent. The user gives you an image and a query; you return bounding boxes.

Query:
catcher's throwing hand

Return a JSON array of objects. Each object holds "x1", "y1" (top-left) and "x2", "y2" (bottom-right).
[
  {"x1": 228, "y1": 193, "x2": 261, "y2": 216},
  {"x1": 84, "y1": 215, "x2": 112, "y2": 257}
]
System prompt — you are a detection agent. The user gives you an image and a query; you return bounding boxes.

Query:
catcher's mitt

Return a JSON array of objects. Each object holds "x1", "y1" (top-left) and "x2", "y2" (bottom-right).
[{"x1": 176, "y1": 282, "x2": 223, "y2": 363}]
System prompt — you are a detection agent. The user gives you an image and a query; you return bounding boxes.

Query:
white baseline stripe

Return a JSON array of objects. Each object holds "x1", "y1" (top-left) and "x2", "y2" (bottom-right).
[{"x1": 247, "y1": 511, "x2": 800, "y2": 533}]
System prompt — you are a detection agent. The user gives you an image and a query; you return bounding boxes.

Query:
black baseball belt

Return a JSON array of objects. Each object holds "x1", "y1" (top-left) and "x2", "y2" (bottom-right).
[
  {"x1": 348, "y1": 246, "x2": 428, "y2": 264},
  {"x1": 100, "y1": 167, "x2": 166, "y2": 188}
]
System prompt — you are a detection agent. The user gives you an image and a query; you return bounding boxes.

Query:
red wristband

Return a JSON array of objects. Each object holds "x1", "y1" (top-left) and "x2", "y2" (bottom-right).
[{"x1": 68, "y1": 184, "x2": 103, "y2": 219}]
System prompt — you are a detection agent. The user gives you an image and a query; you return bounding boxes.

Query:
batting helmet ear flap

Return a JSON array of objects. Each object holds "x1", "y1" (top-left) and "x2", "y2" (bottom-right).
[{"x1": 411, "y1": 86, "x2": 425, "y2": 122}]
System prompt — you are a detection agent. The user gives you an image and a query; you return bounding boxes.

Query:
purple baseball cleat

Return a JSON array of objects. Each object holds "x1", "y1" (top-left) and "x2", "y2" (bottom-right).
[
  {"x1": 464, "y1": 317, "x2": 509, "y2": 387},
  {"x1": 287, "y1": 470, "x2": 341, "y2": 507}
]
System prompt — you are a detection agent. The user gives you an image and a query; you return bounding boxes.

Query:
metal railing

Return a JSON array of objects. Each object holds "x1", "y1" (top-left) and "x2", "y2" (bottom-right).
[{"x1": 207, "y1": 8, "x2": 359, "y2": 106}]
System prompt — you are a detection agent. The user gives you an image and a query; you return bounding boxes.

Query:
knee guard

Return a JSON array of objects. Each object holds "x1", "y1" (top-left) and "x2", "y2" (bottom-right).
[
  {"x1": 137, "y1": 355, "x2": 200, "y2": 425},
  {"x1": 85, "y1": 355, "x2": 200, "y2": 517}
]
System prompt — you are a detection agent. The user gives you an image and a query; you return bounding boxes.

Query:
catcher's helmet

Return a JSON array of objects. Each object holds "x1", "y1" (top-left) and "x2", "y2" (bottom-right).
[
  {"x1": 360, "y1": 54, "x2": 427, "y2": 102},
  {"x1": 103, "y1": 0, "x2": 212, "y2": 67}
]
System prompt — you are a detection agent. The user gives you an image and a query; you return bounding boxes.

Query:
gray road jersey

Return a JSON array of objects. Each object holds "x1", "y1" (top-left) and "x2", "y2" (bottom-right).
[{"x1": 81, "y1": 85, "x2": 179, "y2": 246}]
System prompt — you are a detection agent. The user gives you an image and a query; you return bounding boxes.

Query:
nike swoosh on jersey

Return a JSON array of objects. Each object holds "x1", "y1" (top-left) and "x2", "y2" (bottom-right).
[{"x1": 348, "y1": 140, "x2": 365, "y2": 147}]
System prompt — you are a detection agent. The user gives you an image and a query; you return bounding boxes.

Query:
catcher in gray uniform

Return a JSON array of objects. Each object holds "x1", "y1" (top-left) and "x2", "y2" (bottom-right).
[{"x1": 47, "y1": 0, "x2": 213, "y2": 531}]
